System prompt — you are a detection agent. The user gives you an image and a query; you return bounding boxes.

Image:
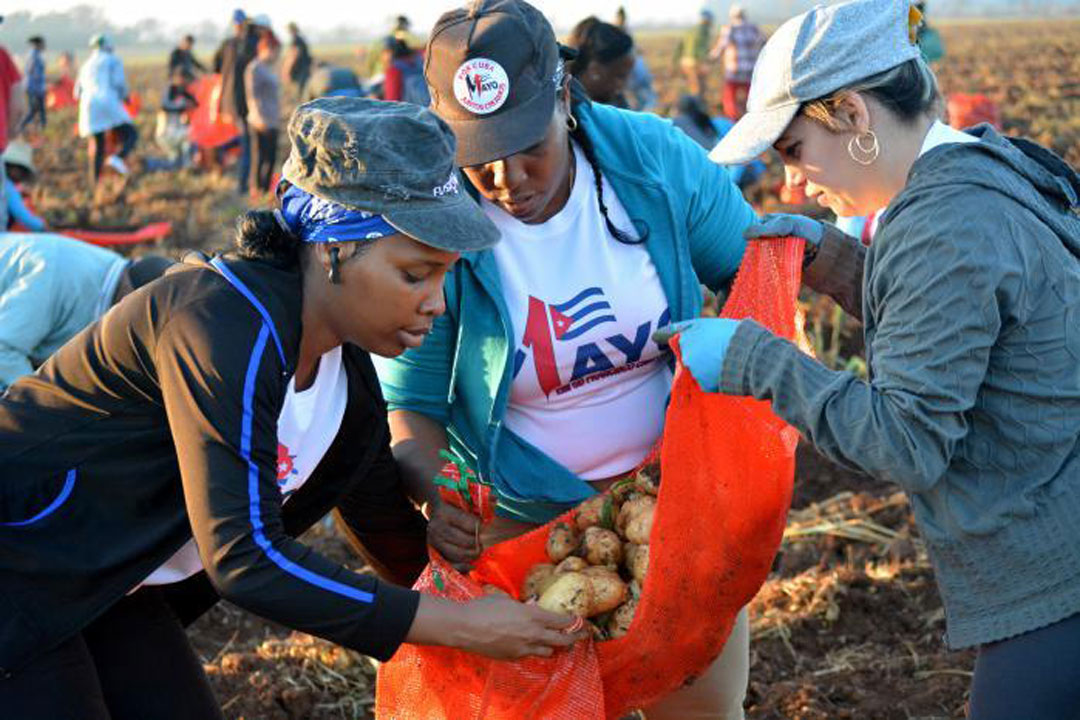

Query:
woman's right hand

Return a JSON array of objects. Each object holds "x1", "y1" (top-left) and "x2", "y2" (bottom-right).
[
  {"x1": 424, "y1": 498, "x2": 482, "y2": 569},
  {"x1": 408, "y1": 594, "x2": 587, "y2": 660},
  {"x1": 457, "y1": 595, "x2": 586, "y2": 659}
]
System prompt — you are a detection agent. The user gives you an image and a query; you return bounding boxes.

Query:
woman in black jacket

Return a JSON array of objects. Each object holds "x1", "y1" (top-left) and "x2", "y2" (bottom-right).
[{"x1": 0, "y1": 97, "x2": 582, "y2": 720}]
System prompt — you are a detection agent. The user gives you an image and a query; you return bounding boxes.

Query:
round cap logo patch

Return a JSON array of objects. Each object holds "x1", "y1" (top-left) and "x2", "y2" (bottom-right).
[{"x1": 453, "y1": 58, "x2": 510, "y2": 115}]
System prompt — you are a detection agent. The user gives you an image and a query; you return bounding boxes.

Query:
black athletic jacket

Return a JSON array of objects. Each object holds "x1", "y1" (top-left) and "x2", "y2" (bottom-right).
[{"x1": 0, "y1": 253, "x2": 427, "y2": 675}]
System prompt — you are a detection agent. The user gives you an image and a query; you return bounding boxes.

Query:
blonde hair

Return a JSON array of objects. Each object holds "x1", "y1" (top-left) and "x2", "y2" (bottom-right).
[{"x1": 800, "y1": 58, "x2": 942, "y2": 133}]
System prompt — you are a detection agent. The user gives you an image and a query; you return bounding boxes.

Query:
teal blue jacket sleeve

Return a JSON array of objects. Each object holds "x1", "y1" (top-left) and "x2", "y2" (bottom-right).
[
  {"x1": 0, "y1": 250, "x2": 57, "y2": 389},
  {"x1": 666, "y1": 122, "x2": 757, "y2": 290},
  {"x1": 5, "y1": 179, "x2": 46, "y2": 232},
  {"x1": 377, "y1": 291, "x2": 456, "y2": 424}
]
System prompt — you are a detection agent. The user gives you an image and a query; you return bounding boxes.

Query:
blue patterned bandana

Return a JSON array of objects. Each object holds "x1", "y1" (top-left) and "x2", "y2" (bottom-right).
[{"x1": 277, "y1": 184, "x2": 397, "y2": 243}]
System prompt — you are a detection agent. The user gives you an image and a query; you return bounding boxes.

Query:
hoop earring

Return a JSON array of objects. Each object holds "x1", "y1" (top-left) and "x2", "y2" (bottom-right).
[
  {"x1": 328, "y1": 247, "x2": 342, "y2": 285},
  {"x1": 566, "y1": 113, "x2": 578, "y2": 133},
  {"x1": 847, "y1": 130, "x2": 880, "y2": 166}
]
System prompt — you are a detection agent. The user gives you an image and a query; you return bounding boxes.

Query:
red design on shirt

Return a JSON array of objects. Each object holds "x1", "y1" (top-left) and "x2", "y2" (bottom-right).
[{"x1": 276, "y1": 443, "x2": 295, "y2": 481}]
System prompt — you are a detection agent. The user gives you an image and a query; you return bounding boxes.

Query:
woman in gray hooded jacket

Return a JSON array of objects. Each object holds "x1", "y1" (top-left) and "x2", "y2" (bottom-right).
[{"x1": 660, "y1": 1, "x2": 1080, "y2": 717}]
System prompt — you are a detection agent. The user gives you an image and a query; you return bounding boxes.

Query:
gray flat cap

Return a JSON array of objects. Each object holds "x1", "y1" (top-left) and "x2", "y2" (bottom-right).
[
  {"x1": 281, "y1": 96, "x2": 499, "y2": 253},
  {"x1": 710, "y1": 0, "x2": 923, "y2": 166}
]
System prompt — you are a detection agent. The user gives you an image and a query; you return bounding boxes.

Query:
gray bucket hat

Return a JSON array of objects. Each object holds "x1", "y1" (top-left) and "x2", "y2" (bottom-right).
[
  {"x1": 424, "y1": 0, "x2": 563, "y2": 167},
  {"x1": 709, "y1": 0, "x2": 923, "y2": 166},
  {"x1": 281, "y1": 96, "x2": 499, "y2": 253}
]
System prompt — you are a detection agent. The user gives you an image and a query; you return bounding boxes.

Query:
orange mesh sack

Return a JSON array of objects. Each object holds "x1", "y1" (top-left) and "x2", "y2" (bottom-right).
[{"x1": 376, "y1": 237, "x2": 805, "y2": 719}]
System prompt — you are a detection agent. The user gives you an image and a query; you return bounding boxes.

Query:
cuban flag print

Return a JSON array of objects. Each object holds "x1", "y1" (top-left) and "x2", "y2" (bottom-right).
[
  {"x1": 514, "y1": 285, "x2": 670, "y2": 399},
  {"x1": 549, "y1": 287, "x2": 616, "y2": 341}
]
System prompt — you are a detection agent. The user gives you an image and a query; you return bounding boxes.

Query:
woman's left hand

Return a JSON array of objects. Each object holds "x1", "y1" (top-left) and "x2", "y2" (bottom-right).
[
  {"x1": 745, "y1": 213, "x2": 825, "y2": 246},
  {"x1": 653, "y1": 319, "x2": 742, "y2": 393},
  {"x1": 424, "y1": 498, "x2": 482, "y2": 570}
]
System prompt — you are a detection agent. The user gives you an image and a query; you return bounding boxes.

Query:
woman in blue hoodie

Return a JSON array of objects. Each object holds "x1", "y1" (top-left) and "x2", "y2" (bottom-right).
[
  {"x1": 671, "y1": 1, "x2": 1080, "y2": 717},
  {"x1": 378, "y1": 1, "x2": 759, "y2": 717}
]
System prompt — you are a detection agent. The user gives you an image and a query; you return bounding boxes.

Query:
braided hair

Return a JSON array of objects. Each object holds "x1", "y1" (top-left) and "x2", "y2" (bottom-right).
[{"x1": 564, "y1": 77, "x2": 648, "y2": 246}]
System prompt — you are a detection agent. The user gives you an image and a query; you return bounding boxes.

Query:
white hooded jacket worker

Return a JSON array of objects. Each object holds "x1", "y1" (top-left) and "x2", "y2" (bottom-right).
[
  {"x1": 75, "y1": 35, "x2": 138, "y2": 180},
  {"x1": 75, "y1": 36, "x2": 130, "y2": 138}
]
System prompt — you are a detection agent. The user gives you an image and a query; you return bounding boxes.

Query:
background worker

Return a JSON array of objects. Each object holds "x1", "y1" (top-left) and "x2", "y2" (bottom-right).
[
  {"x1": 18, "y1": 35, "x2": 47, "y2": 134},
  {"x1": 0, "y1": 233, "x2": 173, "y2": 391},
  {"x1": 676, "y1": 8, "x2": 714, "y2": 101},
  {"x1": 566, "y1": 17, "x2": 636, "y2": 107},
  {"x1": 709, "y1": 5, "x2": 764, "y2": 119},
  {"x1": 168, "y1": 34, "x2": 206, "y2": 82},
  {"x1": 244, "y1": 33, "x2": 282, "y2": 196},
  {"x1": 214, "y1": 9, "x2": 259, "y2": 194},
  {"x1": 76, "y1": 34, "x2": 138, "y2": 181}
]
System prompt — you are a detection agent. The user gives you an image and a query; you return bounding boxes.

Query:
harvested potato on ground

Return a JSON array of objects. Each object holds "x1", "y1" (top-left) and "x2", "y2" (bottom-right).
[
  {"x1": 582, "y1": 566, "x2": 628, "y2": 615},
  {"x1": 546, "y1": 521, "x2": 578, "y2": 563},
  {"x1": 617, "y1": 495, "x2": 656, "y2": 539},
  {"x1": 521, "y1": 563, "x2": 556, "y2": 600},
  {"x1": 554, "y1": 556, "x2": 589, "y2": 574},
  {"x1": 538, "y1": 571, "x2": 593, "y2": 617},
  {"x1": 624, "y1": 501, "x2": 655, "y2": 545},
  {"x1": 625, "y1": 543, "x2": 649, "y2": 583},
  {"x1": 607, "y1": 596, "x2": 639, "y2": 638},
  {"x1": 579, "y1": 526, "x2": 623, "y2": 567},
  {"x1": 575, "y1": 494, "x2": 614, "y2": 531}
]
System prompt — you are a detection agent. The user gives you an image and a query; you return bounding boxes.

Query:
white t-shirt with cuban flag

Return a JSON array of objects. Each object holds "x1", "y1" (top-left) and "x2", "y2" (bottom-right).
[
  {"x1": 487, "y1": 142, "x2": 672, "y2": 481},
  {"x1": 139, "y1": 346, "x2": 348, "y2": 586}
]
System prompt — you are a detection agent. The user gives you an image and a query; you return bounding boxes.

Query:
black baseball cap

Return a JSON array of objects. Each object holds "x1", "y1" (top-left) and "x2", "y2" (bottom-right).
[
  {"x1": 280, "y1": 96, "x2": 499, "y2": 253},
  {"x1": 425, "y1": 0, "x2": 566, "y2": 167}
]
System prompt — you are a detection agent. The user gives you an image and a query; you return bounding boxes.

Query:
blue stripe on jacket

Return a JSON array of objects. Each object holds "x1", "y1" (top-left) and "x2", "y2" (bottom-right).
[
  {"x1": 211, "y1": 256, "x2": 374, "y2": 604},
  {"x1": 0, "y1": 469, "x2": 77, "y2": 527}
]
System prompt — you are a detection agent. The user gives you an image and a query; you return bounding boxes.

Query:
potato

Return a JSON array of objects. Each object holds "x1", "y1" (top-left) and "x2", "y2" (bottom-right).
[
  {"x1": 634, "y1": 464, "x2": 660, "y2": 496},
  {"x1": 624, "y1": 501, "x2": 655, "y2": 545},
  {"x1": 574, "y1": 494, "x2": 605, "y2": 531},
  {"x1": 607, "y1": 596, "x2": 639, "y2": 639},
  {"x1": 546, "y1": 521, "x2": 578, "y2": 563},
  {"x1": 610, "y1": 478, "x2": 637, "y2": 503},
  {"x1": 521, "y1": 563, "x2": 556, "y2": 600},
  {"x1": 537, "y1": 571, "x2": 593, "y2": 618},
  {"x1": 625, "y1": 543, "x2": 649, "y2": 583},
  {"x1": 581, "y1": 566, "x2": 627, "y2": 615},
  {"x1": 579, "y1": 526, "x2": 623, "y2": 567},
  {"x1": 617, "y1": 495, "x2": 656, "y2": 539},
  {"x1": 554, "y1": 556, "x2": 588, "y2": 574},
  {"x1": 700, "y1": 284, "x2": 719, "y2": 318}
]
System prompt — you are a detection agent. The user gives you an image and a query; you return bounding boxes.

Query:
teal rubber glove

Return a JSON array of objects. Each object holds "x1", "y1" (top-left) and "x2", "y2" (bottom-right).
[
  {"x1": 652, "y1": 319, "x2": 741, "y2": 393},
  {"x1": 744, "y1": 213, "x2": 824, "y2": 246}
]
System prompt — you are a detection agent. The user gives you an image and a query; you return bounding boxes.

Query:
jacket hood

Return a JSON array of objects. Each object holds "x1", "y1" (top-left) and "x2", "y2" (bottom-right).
[{"x1": 901, "y1": 124, "x2": 1080, "y2": 260}]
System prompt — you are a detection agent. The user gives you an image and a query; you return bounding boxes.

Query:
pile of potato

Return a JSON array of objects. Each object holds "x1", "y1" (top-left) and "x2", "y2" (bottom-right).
[{"x1": 520, "y1": 463, "x2": 659, "y2": 640}]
